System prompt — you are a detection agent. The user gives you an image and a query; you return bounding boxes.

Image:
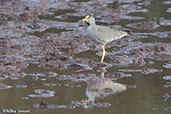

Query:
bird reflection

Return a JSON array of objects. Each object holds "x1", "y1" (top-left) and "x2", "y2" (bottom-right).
[
  {"x1": 100, "y1": 65, "x2": 106, "y2": 77},
  {"x1": 82, "y1": 66, "x2": 127, "y2": 108}
]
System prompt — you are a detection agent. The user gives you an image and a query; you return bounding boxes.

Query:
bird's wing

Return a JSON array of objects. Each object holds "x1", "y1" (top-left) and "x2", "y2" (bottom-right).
[{"x1": 96, "y1": 26, "x2": 127, "y2": 44}]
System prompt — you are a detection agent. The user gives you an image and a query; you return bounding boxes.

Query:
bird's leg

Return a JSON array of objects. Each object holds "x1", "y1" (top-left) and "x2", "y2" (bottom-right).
[
  {"x1": 101, "y1": 44, "x2": 106, "y2": 63},
  {"x1": 101, "y1": 72, "x2": 105, "y2": 77}
]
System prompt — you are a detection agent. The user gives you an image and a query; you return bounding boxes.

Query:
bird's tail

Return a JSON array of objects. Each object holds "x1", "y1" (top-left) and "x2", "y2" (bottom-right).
[{"x1": 123, "y1": 29, "x2": 132, "y2": 34}]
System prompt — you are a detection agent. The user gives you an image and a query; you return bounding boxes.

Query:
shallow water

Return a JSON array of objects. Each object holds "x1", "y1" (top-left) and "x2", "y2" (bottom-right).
[
  {"x1": 1, "y1": 62, "x2": 171, "y2": 114},
  {"x1": 0, "y1": 0, "x2": 171, "y2": 114}
]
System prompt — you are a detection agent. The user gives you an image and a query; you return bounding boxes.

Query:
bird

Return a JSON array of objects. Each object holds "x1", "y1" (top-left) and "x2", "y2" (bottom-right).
[
  {"x1": 82, "y1": 15, "x2": 128, "y2": 63},
  {"x1": 86, "y1": 78, "x2": 127, "y2": 103},
  {"x1": 81, "y1": 77, "x2": 127, "y2": 108}
]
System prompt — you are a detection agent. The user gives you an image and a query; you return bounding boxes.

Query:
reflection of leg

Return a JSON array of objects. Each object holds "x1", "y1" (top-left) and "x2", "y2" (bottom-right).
[
  {"x1": 81, "y1": 99, "x2": 88, "y2": 109},
  {"x1": 81, "y1": 99, "x2": 88, "y2": 103},
  {"x1": 101, "y1": 44, "x2": 106, "y2": 63},
  {"x1": 100, "y1": 65, "x2": 106, "y2": 78}
]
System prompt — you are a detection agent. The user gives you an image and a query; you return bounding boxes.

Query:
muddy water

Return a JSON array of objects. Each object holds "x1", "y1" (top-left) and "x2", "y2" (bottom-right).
[{"x1": 0, "y1": 0, "x2": 171, "y2": 114}]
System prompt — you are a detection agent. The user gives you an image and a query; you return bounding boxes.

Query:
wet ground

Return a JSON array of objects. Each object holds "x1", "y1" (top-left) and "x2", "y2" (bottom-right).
[{"x1": 0, "y1": 0, "x2": 171, "y2": 114}]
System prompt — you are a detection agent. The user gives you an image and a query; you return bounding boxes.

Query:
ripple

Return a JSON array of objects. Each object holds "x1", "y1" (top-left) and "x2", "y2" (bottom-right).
[
  {"x1": 167, "y1": 8, "x2": 171, "y2": 12},
  {"x1": 163, "y1": 63, "x2": 171, "y2": 69},
  {"x1": 43, "y1": 82, "x2": 57, "y2": 87},
  {"x1": 16, "y1": 83, "x2": 28, "y2": 88},
  {"x1": 0, "y1": 82, "x2": 12, "y2": 90},
  {"x1": 160, "y1": 18, "x2": 171, "y2": 26},
  {"x1": 162, "y1": 75, "x2": 171, "y2": 81},
  {"x1": 28, "y1": 89, "x2": 55, "y2": 98}
]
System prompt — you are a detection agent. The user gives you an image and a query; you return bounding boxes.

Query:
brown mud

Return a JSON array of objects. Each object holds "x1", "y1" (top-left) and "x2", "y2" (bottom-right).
[{"x1": 0, "y1": 0, "x2": 171, "y2": 82}]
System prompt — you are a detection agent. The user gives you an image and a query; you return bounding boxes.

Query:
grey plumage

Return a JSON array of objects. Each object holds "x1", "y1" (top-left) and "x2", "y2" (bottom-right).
[{"x1": 86, "y1": 16, "x2": 127, "y2": 45}]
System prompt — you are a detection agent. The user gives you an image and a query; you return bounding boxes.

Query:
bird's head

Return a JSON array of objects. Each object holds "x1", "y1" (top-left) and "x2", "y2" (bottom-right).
[{"x1": 82, "y1": 15, "x2": 95, "y2": 26}]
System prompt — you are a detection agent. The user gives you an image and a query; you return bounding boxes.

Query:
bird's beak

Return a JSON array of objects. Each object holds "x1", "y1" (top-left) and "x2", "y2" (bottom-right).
[{"x1": 82, "y1": 18, "x2": 89, "y2": 23}]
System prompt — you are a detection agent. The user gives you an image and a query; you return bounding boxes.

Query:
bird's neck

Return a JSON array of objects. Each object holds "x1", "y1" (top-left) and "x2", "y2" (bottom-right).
[{"x1": 89, "y1": 23, "x2": 96, "y2": 28}]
